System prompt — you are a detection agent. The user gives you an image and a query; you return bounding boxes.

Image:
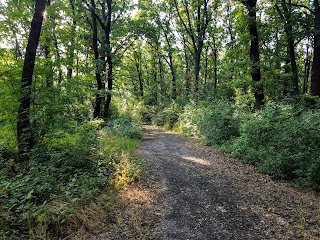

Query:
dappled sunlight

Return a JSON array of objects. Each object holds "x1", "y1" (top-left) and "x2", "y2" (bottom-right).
[{"x1": 181, "y1": 155, "x2": 211, "y2": 166}]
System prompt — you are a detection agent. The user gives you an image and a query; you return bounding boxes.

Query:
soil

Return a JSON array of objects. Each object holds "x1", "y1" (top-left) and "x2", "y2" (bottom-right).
[{"x1": 92, "y1": 126, "x2": 320, "y2": 240}]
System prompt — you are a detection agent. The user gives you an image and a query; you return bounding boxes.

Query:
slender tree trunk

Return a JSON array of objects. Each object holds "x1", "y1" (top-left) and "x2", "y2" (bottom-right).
[
  {"x1": 183, "y1": 39, "x2": 191, "y2": 98},
  {"x1": 44, "y1": 41, "x2": 54, "y2": 86},
  {"x1": 276, "y1": 1, "x2": 299, "y2": 95},
  {"x1": 134, "y1": 55, "x2": 143, "y2": 97},
  {"x1": 283, "y1": 58, "x2": 290, "y2": 96},
  {"x1": 244, "y1": 0, "x2": 264, "y2": 109},
  {"x1": 185, "y1": 58, "x2": 191, "y2": 98},
  {"x1": 67, "y1": 0, "x2": 76, "y2": 80},
  {"x1": 52, "y1": 32, "x2": 63, "y2": 83},
  {"x1": 311, "y1": 0, "x2": 320, "y2": 96},
  {"x1": 17, "y1": 0, "x2": 46, "y2": 161},
  {"x1": 204, "y1": 46, "x2": 208, "y2": 87},
  {"x1": 168, "y1": 53, "x2": 177, "y2": 100},
  {"x1": 158, "y1": 57, "x2": 163, "y2": 102},
  {"x1": 194, "y1": 50, "x2": 201, "y2": 97},
  {"x1": 103, "y1": 0, "x2": 113, "y2": 118},
  {"x1": 212, "y1": 39, "x2": 218, "y2": 93},
  {"x1": 227, "y1": 3, "x2": 235, "y2": 81},
  {"x1": 304, "y1": 45, "x2": 311, "y2": 93}
]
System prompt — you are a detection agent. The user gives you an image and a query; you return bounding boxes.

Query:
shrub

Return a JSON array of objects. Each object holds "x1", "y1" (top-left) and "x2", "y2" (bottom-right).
[
  {"x1": 175, "y1": 104, "x2": 201, "y2": 137},
  {"x1": 0, "y1": 118, "x2": 142, "y2": 239},
  {"x1": 106, "y1": 116, "x2": 144, "y2": 140},
  {"x1": 152, "y1": 103, "x2": 182, "y2": 129},
  {"x1": 224, "y1": 102, "x2": 320, "y2": 190},
  {"x1": 198, "y1": 101, "x2": 240, "y2": 146},
  {"x1": 176, "y1": 101, "x2": 240, "y2": 146},
  {"x1": 131, "y1": 103, "x2": 157, "y2": 124}
]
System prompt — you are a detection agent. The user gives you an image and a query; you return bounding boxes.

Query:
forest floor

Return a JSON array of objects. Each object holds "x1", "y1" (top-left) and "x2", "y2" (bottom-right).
[{"x1": 91, "y1": 126, "x2": 320, "y2": 240}]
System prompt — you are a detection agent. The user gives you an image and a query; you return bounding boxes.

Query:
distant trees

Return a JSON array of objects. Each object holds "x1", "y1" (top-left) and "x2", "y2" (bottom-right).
[{"x1": 172, "y1": 0, "x2": 213, "y2": 98}]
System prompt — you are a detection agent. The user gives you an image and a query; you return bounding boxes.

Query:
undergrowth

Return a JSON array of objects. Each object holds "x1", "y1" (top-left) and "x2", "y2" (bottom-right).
[
  {"x1": 0, "y1": 117, "x2": 143, "y2": 239},
  {"x1": 135, "y1": 98, "x2": 320, "y2": 191}
]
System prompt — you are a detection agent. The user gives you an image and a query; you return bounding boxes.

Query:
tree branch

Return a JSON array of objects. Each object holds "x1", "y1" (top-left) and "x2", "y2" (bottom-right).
[{"x1": 276, "y1": 1, "x2": 314, "y2": 14}]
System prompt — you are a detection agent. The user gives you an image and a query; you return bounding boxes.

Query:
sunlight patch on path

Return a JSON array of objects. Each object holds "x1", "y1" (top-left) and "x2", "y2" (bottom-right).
[{"x1": 181, "y1": 155, "x2": 211, "y2": 166}]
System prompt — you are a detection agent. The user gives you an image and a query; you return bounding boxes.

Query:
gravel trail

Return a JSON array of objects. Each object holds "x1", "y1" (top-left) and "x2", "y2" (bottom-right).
[{"x1": 136, "y1": 126, "x2": 320, "y2": 240}]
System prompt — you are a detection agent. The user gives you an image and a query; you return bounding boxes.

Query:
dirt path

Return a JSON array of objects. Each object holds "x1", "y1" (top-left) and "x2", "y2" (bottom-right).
[{"x1": 94, "y1": 126, "x2": 320, "y2": 239}]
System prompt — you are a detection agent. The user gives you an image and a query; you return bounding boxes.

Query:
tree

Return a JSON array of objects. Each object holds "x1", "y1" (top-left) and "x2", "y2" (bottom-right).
[
  {"x1": 242, "y1": 0, "x2": 264, "y2": 109},
  {"x1": 17, "y1": 0, "x2": 46, "y2": 161},
  {"x1": 274, "y1": 0, "x2": 299, "y2": 95},
  {"x1": 311, "y1": 0, "x2": 320, "y2": 96},
  {"x1": 172, "y1": 0, "x2": 212, "y2": 98}
]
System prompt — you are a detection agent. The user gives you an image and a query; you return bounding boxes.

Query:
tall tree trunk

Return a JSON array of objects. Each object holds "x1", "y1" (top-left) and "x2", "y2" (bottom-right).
[
  {"x1": 204, "y1": 46, "x2": 208, "y2": 87},
  {"x1": 52, "y1": 32, "x2": 63, "y2": 83},
  {"x1": 44, "y1": 41, "x2": 54, "y2": 86},
  {"x1": 243, "y1": 0, "x2": 264, "y2": 109},
  {"x1": 311, "y1": 0, "x2": 320, "y2": 96},
  {"x1": 173, "y1": 0, "x2": 209, "y2": 99},
  {"x1": 158, "y1": 57, "x2": 163, "y2": 103},
  {"x1": 304, "y1": 45, "x2": 311, "y2": 94},
  {"x1": 17, "y1": 0, "x2": 46, "y2": 161},
  {"x1": 283, "y1": 58, "x2": 290, "y2": 96},
  {"x1": 213, "y1": 40, "x2": 218, "y2": 93},
  {"x1": 103, "y1": 0, "x2": 113, "y2": 118},
  {"x1": 275, "y1": 1, "x2": 299, "y2": 95},
  {"x1": 91, "y1": 0, "x2": 103, "y2": 118},
  {"x1": 182, "y1": 38, "x2": 191, "y2": 98},
  {"x1": 134, "y1": 54, "x2": 143, "y2": 97},
  {"x1": 227, "y1": 2, "x2": 235, "y2": 82},
  {"x1": 168, "y1": 52, "x2": 177, "y2": 100},
  {"x1": 194, "y1": 50, "x2": 201, "y2": 97},
  {"x1": 67, "y1": 0, "x2": 76, "y2": 80}
]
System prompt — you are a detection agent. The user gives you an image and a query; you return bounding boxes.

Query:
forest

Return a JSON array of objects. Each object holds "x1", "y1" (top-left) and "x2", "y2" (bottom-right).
[{"x1": 0, "y1": 0, "x2": 320, "y2": 238}]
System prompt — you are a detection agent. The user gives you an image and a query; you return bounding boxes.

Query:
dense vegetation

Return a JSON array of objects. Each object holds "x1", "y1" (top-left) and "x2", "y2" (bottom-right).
[{"x1": 0, "y1": 0, "x2": 320, "y2": 238}]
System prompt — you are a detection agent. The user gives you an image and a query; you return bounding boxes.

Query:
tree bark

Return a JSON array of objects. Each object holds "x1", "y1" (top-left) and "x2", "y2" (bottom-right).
[
  {"x1": 304, "y1": 45, "x2": 311, "y2": 94},
  {"x1": 17, "y1": 0, "x2": 46, "y2": 161},
  {"x1": 91, "y1": 0, "x2": 104, "y2": 119},
  {"x1": 67, "y1": 0, "x2": 76, "y2": 80},
  {"x1": 103, "y1": 0, "x2": 113, "y2": 118},
  {"x1": 134, "y1": 52, "x2": 143, "y2": 97},
  {"x1": 275, "y1": 1, "x2": 299, "y2": 95},
  {"x1": 311, "y1": 0, "x2": 320, "y2": 96},
  {"x1": 243, "y1": 0, "x2": 264, "y2": 109},
  {"x1": 174, "y1": 0, "x2": 209, "y2": 98}
]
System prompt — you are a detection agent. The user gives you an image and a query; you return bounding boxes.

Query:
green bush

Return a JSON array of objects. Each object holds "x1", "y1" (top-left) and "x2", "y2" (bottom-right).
[
  {"x1": 198, "y1": 101, "x2": 240, "y2": 146},
  {"x1": 106, "y1": 116, "x2": 144, "y2": 140},
  {"x1": 223, "y1": 102, "x2": 320, "y2": 190},
  {"x1": 0, "y1": 118, "x2": 142, "y2": 239},
  {"x1": 131, "y1": 103, "x2": 157, "y2": 124},
  {"x1": 175, "y1": 104, "x2": 201, "y2": 137},
  {"x1": 177, "y1": 100, "x2": 320, "y2": 191},
  {"x1": 152, "y1": 103, "x2": 182, "y2": 129},
  {"x1": 176, "y1": 101, "x2": 240, "y2": 146}
]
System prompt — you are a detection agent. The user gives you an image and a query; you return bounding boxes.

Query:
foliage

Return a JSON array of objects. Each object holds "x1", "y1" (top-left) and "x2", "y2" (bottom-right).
[
  {"x1": 176, "y1": 100, "x2": 240, "y2": 145},
  {"x1": 175, "y1": 104, "x2": 201, "y2": 137},
  {"x1": 105, "y1": 115, "x2": 144, "y2": 140},
  {"x1": 151, "y1": 102, "x2": 183, "y2": 129},
  {"x1": 198, "y1": 101, "x2": 240, "y2": 146},
  {"x1": 175, "y1": 99, "x2": 320, "y2": 190},
  {"x1": 222, "y1": 101, "x2": 320, "y2": 190},
  {"x1": 0, "y1": 119, "x2": 142, "y2": 239}
]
